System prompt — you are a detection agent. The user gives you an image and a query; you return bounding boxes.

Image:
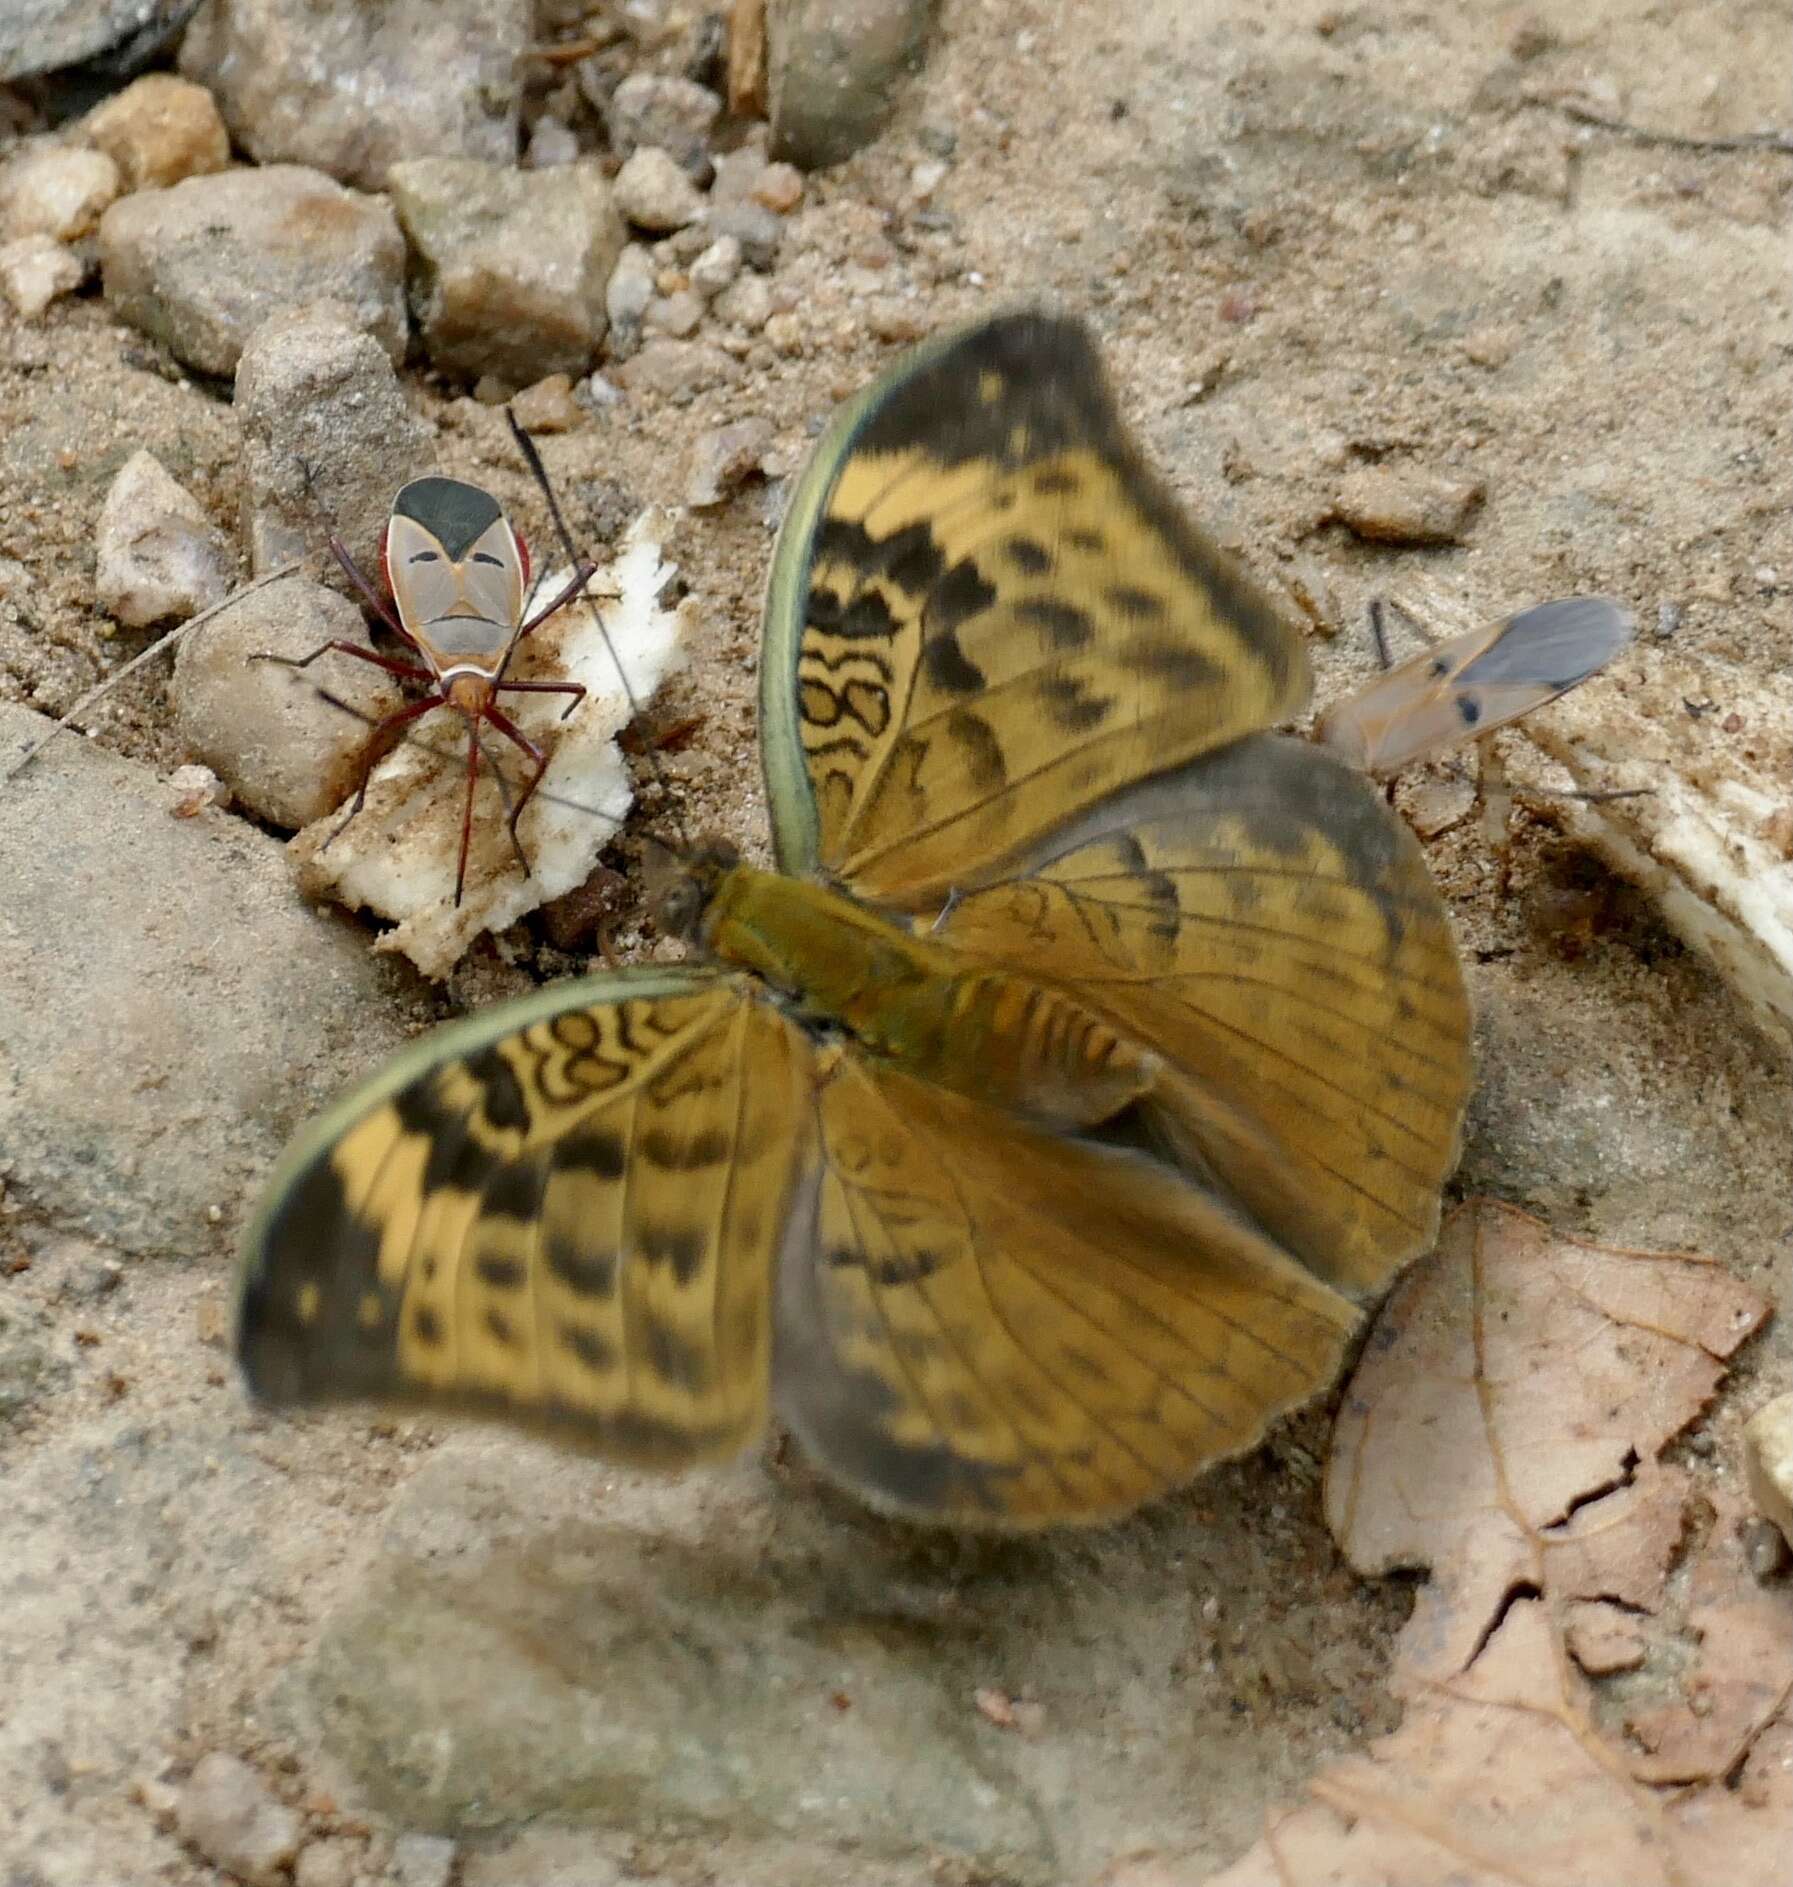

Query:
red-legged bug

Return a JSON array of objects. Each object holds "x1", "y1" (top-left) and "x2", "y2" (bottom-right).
[{"x1": 255, "y1": 423, "x2": 596, "y2": 906}]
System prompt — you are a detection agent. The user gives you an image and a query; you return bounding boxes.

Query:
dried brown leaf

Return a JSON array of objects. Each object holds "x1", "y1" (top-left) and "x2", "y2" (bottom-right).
[{"x1": 1324, "y1": 1201, "x2": 1768, "y2": 1689}]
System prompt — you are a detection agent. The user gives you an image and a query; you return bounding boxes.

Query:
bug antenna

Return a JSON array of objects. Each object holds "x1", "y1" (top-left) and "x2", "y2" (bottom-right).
[{"x1": 506, "y1": 407, "x2": 689, "y2": 851}]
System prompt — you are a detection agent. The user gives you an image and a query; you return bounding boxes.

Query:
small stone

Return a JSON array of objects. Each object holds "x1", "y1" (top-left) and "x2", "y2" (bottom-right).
[
  {"x1": 710, "y1": 145, "x2": 772, "y2": 204},
  {"x1": 509, "y1": 372, "x2": 582, "y2": 434},
  {"x1": 644, "y1": 289, "x2": 703, "y2": 338},
  {"x1": 1401, "y1": 774, "x2": 1477, "y2": 840},
  {"x1": 168, "y1": 763, "x2": 231, "y2": 817},
  {"x1": 0, "y1": 141, "x2": 119, "y2": 241},
  {"x1": 179, "y1": 0, "x2": 530, "y2": 191},
  {"x1": 598, "y1": 71, "x2": 721, "y2": 178},
  {"x1": 526, "y1": 115, "x2": 580, "y2": 169},
  {"x1": 1332, "y1": 465, "x2": 1485, "y2": 547},
  {"x1": 614, "y1": 146, "x2": 705, "y2": 233},
  {"x1": 609, "y1": 337, "x2": 734, "y2": 401},
  {"x1": 702, "y1": 199, "x2": 782, "y2": 270},
  {"x1": 713, "y1": 271, "x2": 772, "y2": 331},
  {"x1": 0, "y1": 232, "x2": 85, "y2": 318},
  {"x1": 294, "y1": 1838, "x2": 359, "y2": 1887},
  {"x1": 78, "y1": 74, "x2": 231, "y2": 190},
  {"x1": 1744, "y1": 1515, "x2": 1792, "y2": 1582},
  {"x1": 391, "y1": 1831, "x2": 458, "y2": 1887},
  {"x1": 234, "y1": 301, "x2": 436, "y2": 582},
  {"x1": 577, "y1": 371, "x2": 622, "y2": 410},
  {"x1": 389, "y1": 158, "x2": 626, "y2": 383},
  {"x1": 99, "y1": 165, "x2": 407, "y2": 376},
  {"x1": 1462, "y1": 325, "x2": 1516, "y2": 370},
  {"x1": 684, "y1": 415, "x2": 773, "y2": 506},
  {"x1": 95, "y1": 451, "x2": 235, "y2": 630},
  {"x1": 1743, "y1": 1393, "x2": 1793, "y2": 1552},
  {"x1": 767, "y1": 0, "x2": 937, "y2": 169},
  {"x1": 0, "y1": 1322, "x2": 62, "y2": 1422},
  {"x1": 750, "y1": 161, "x2": 804, "y2": 213},
  {"x1": 764, "y1": 309, "x2": 804, "y2": 356},
  {"x1": 865, "y1": 298, "x2": 924, "y2": 343},
  {"x1": 171, "y1": 576, "x2": 403, "y2": 830},
  {"x1": 1281, "y1": 553, "x2": 1338, "y2": 636},
  {"x1": 688, "y1": 233, "x2": 741, "y2": 298},
  {"x1": 605, "y1": 242, "x2": 655, "y2": 354},
  {"x1": 908, "y1": 156, "x2": 948, "y2": 200},
  {"x1": 175, "y1": 1752, "x2": 303, "y2": 1887}
]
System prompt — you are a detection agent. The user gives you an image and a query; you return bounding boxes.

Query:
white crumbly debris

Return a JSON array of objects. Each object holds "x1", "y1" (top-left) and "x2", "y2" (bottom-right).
[
  {"x1": 1512, "y1": 643, "x2": 1793, "y2": 1054},
  {"x1": 289, "y1": 506, "x2": 689, "y2": 979}
]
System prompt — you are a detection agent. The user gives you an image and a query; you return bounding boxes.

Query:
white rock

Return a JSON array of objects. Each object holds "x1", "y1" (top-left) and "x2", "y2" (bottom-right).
[
  {"x1": 1744, "y1": 1394, "x2": 1793, "y2": 1550},
  {"x1": 1520, "y1": 645, "x2": 1793, "y2": 1053},
  {"x1": 604, "y1": 241, "x2": 655, "y2": 354},
  {"x1": 613, "y1": 146, "x2": 705, "y2": 233},
  {"x1": 95, "y1": 451, "x2": 235, "y2": 629},
  {"x1": 392, "y1": 1831, "x2": 458, "y2": 1887},
  {"x1": 688, "y1": 232, "x2": 741, "y2": 298},
  {"x1": 0, "y1": 141, "x2": 119, "y2": 240},
  {"x1": 175, "y1": 1753, "x2": 302, "y2": 1887},
  {"x1": 0, "y1": 233, "x2": 84, "y2": 318}
]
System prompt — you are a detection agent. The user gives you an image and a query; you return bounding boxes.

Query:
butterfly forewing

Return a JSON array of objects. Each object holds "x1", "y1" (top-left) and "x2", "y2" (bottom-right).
[
  {"x1": 773, "y1": 1057, "x2": 1360, "y2": 1525},
  {"x1": 238, "y1": 969, "x2": 814, "y2": 1464},
  {"x1": 762, "y1": 311, "x2": 1311, "y2": 905},
  {"x1": 936, "y1": 735, "x2": 1472, "y2": 1296}
]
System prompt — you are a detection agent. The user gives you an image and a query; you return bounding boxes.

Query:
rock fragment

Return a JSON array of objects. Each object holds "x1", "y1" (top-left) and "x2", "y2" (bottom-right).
[
  {"x1": 78, "y1": 73, "x2": 230, "y2": 189},
  {"x1": 94, "y1": 450, "x2": 235, "y2": 629},
  {"x1": 702, "y1": 197, "x2": 783, "y2": 270},
  {"x1": 392, "y1": 1832, "x2": 458, "y2": 1887},
  {"x1": 171, "y1": 575, "x2": 402, "y2": 830},
  {"x1": 684, "y1": 415, "x2": 773, "y2": 506},
  {"x1": 0, "y1": 140, "x2": 119, "y2": 240},
  {"x1": 604, "y1": 243, "x2": 654, "y2": 355},
  {"x1": 175, "y1": 1753, "x2": 303, "y2": 1887},
  {"x1": 0, "y1": 232, "x2": 85, "y2": 317},
  {"x1": 509, "y1": 372, "x2": 582, "y2": 434},
  {"x1": 233, "y1": 301, "x2": 436, "y2": 582},
  {"x1": 179, "y1": 0, "x2": 530, "y2": 189},
  {"x1": 614, "y1": 146, "x2": 705, "y2": 232},
  {"x1": 98, "y1": 165, "x2": 407, "y2": 376},
  {"x1": 388, "y1": 158, "x2": 626, "y2": 384},
  {"x1": 767, "y1": 0, "x2": 938, "y2": 169},
  {"x1": 598, "y1": 71, "x2": 721, "y2": 177},
  {"x1": 1744, "y1": 1395, "x2": 1793, "y2": 1552},
  {"x1": 1332, "y1": 464, "x2": 1485, "y2": 546},
  {"x1": 688, "y1": 232, "x2": 741, "y2": 297}
]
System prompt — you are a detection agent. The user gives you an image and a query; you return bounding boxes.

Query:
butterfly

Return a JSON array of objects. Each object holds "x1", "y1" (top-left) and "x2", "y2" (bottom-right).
[
  {"x1": 236, "y1": 311, "x2": 1473, "y2": 1528},
  {"x1": 1317, "y1": 595, "x2": 1634, "y2": 777}
]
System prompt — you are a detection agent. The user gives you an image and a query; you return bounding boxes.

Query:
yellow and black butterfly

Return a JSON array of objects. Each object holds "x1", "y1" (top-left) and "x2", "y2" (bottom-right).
[{"x1": 237, "y1": 311, "x2": 1473, "y2": 1527}]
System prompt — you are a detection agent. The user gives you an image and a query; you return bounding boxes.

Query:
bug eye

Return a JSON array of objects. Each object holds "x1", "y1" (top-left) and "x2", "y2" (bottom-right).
[
  {"x1": 472, "y1": 551, "x2": 505, "y2": 567},
  {"x1": 409, "y1": 550, "x2": 439, "y2": 563}
]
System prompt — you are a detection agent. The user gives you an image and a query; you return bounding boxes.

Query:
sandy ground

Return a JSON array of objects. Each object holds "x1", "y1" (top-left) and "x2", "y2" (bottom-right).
[{"x1": 1, "y1": 2, "x2": 1790, "y2": 1883}]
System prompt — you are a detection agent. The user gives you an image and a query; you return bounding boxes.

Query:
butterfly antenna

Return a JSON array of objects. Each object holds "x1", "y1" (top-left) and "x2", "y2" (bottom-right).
[{"x1": 506, "y1": 408, "x2": 690, "y2": 851}]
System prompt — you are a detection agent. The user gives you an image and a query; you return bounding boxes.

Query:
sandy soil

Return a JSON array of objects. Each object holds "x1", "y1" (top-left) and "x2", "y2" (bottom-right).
[{"x1": 1, "y1": 3, "x2": 1789, "y2": 1884}]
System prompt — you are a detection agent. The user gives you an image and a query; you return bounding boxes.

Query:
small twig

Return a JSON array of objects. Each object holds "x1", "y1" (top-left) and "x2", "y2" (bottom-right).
[
  {"x1": 4, "y1": 562, "x2": 304, "y2": 784},
  {"x1": 1534, "y1": 98, "x2": 1793, "y2": 155}
]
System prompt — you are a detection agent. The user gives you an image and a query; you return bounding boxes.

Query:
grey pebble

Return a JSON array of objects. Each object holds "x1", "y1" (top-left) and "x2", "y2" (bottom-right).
[
  {"x1": 685, "y1": 415, "x2": 774, "y2": 507},
  {"x1": 99, "y1": 164, "x2": 407, "y2": 377},
  {"x1": 391, "y1": 1831, "x2": 458, "y2": 1887},
  {"x1": 174, "y1": 1753, "x2": 303, "y2": 1887},
  {"x1": 597, "y1": 70, "x2": 720, "y2": 179},
  {"x1": 702, "y1": 199, "x2": 783, "y2": 271},
  {"x1": 767, "y1": 0, "x2": 937, "y2": 170},
  {"x1": 94, "y1": 450, "x2": 235, "y2": 629},
  {"x1": 613, "y1": 146, "x2": 706, "y2": 233},
  {"x1": 388, "y1": 158, "x2": 626, "y2": 384}
]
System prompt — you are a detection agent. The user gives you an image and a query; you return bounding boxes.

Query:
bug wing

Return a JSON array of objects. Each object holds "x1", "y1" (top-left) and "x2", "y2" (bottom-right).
[
  {"x1": 771, "y1": 1054, "x2": 1359, "y2": 1527},
  {"x1": 761, "y1": 311, "x2": 1310, "y2": 906},
  {"x1": 935, "y1": 735, "x2": 1472, "y2": 1297},
  {"x1": 1320, "y1": 596, "x2": 1634, "y2": 775},
  {"x1": 236, "y1": 968, "x2": 814, "y2": 1466}
]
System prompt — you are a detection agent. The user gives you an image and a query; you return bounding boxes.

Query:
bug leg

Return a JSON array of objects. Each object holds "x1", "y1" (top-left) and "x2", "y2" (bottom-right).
[
  {"x1": 483, "y1": 704, "x2": 551, "y2": 861},
  {"x1": 497, "y1": 677, "x2": 588, "y2": 721},
  {"x1": 516, "y1": 561, "x2": 597, "y2": 639},
  {"x1": 329, "y1": 535, "x2": 411, "y2": 642},
  {"x1": 453, "y1": 720, "x2": 487, "y2": 909},
  {"x1": 473, "y1": 729, "x2": 532, "y2": 877},
  {"x1": 319, "y1": 693, "x2": 442, "y2": 853},
  {"x1": 250, "y1": 640, "x2": 433, "y2": 682}
]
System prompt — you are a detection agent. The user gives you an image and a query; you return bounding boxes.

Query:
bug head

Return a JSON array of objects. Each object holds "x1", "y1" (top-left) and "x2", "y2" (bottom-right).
[
  {"x1": 387, "y1": 477, "x2": 528, "y2": 645},
  {"x1": 644, "y1": 835, "x2": 740, "y2": 941}
]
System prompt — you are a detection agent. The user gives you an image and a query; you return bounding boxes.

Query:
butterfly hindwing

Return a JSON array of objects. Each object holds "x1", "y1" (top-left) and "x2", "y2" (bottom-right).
[
  {"x1": 772, "y1": 1056, "x2": 1360, "y2": 1525},
  {"x1": 237, "y1": 968, "x2": 815, "y2": 1465},
  {"x1": 762, "y1": 311, "x2": 1311, "y2": 905},
  {"x1": 936, "y1": 734, "x2": 1472, "y2": 1296}
]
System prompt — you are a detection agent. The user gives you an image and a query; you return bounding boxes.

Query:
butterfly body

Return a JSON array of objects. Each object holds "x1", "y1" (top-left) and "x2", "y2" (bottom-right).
[{"x1": 240, "y1": 312, "x2": 1473, "y2": 1527}]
